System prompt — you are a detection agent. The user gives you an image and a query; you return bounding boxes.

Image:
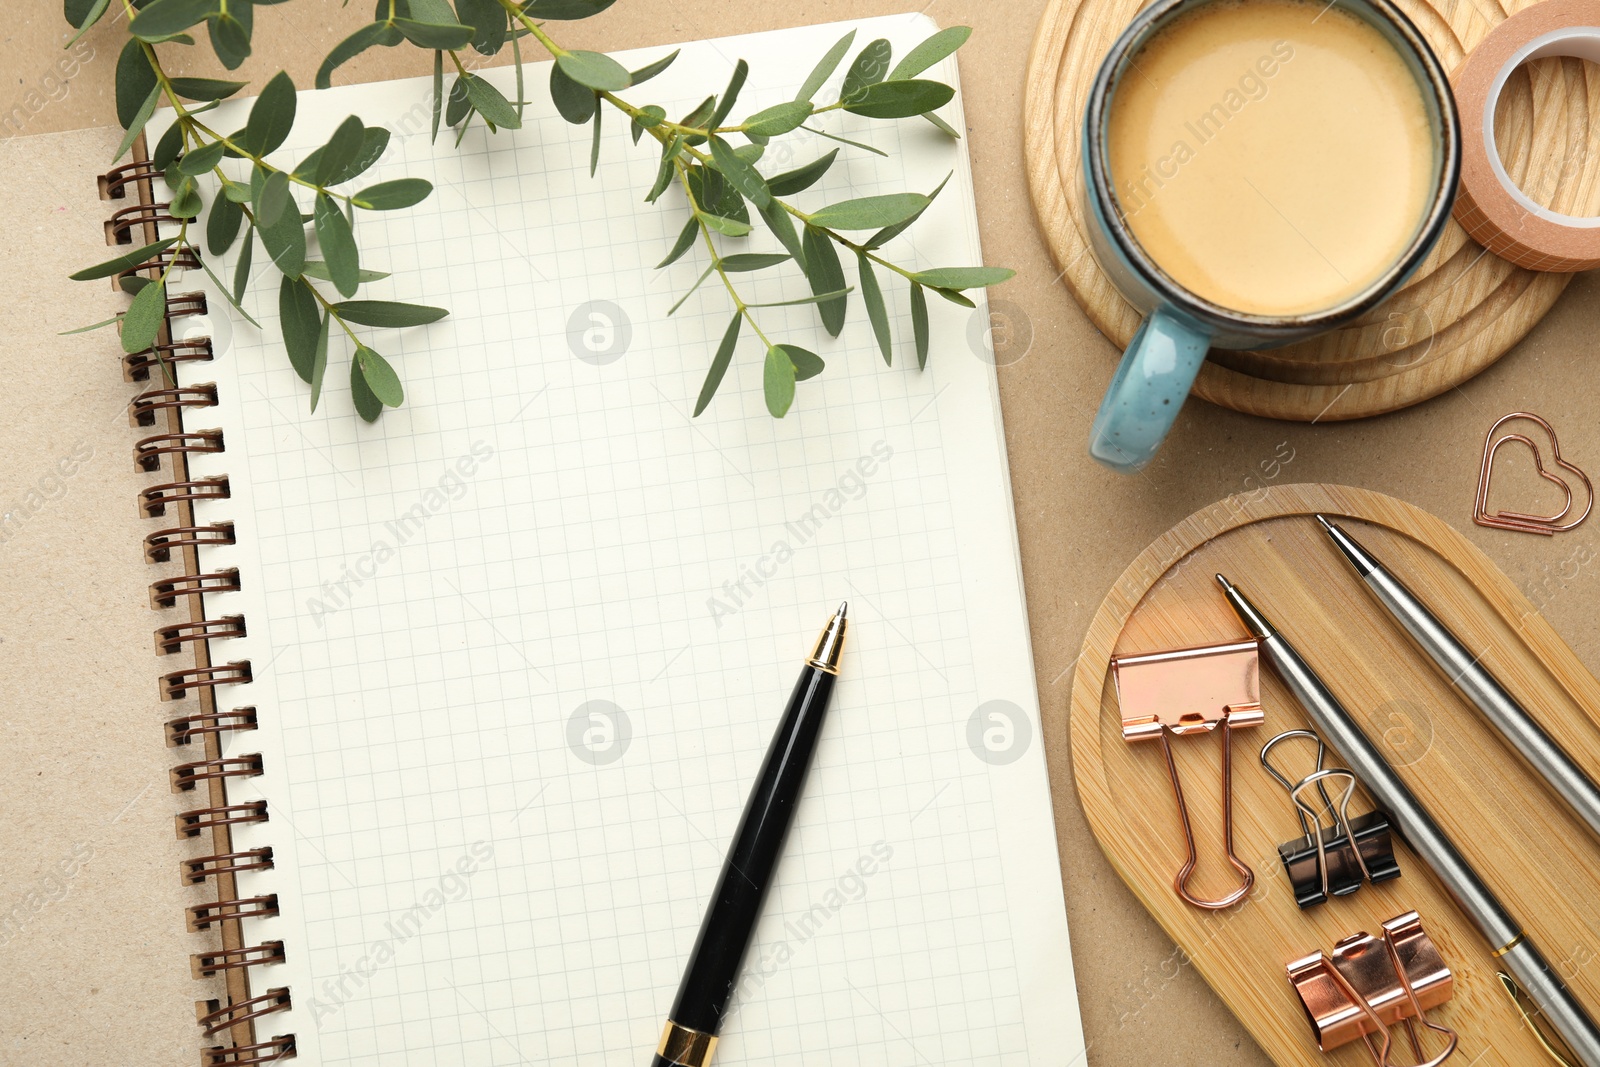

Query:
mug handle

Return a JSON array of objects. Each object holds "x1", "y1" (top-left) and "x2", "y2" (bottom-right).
[{"x1": 1089, "y1": 307, "x2": 1212, "y2": 473}]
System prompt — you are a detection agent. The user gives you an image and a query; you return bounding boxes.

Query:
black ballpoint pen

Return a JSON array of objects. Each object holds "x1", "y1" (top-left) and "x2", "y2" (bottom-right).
[{"x1": 651, "y1": 602, "x2": 848, "y2": 1067}]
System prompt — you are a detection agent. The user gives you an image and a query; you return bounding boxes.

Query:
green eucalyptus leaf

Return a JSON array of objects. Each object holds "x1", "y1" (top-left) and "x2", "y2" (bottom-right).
[
  {"x1": 635, "y1": 104, "x2": 667, "y2": 129},
  {"x1": 120, "y1": 278, "x2": 167, "y2": 354},
  {"x1": 708, "y1": 136, "x2": 769, "y2": 209},
  {"x1": 317, "y1": 22, "x2": 390, "y2": 89},
  {"x1": 65, "y1": 0, "x2": 111, "y2": 44},
  {"x1": 842, "y1": 79, "x2": 954, "y2": 119},
  {"x1": 707, "y1": 59, "x2": 748, "y2": 132},
  {"x1": 766, "y1": 149, "x2": 838, "y2": 197},
  {"x1": 630, "y1": 49, "x2": 679, "y2": 86},
  {"x1": 857, "y1": 251, "x2": 891, "y2": 365},
  {"x1": 350, "y1": 356, "x2": 383, "y2": 421},
  {"x1": 431, "y1": 49, "x2": 444, "y2": 142},
  {"x1": 152, "y1": 121, "x2": 184, "y2": 172},
  {"x1": 112, "y1": 84, "x2": 160, "y2": 164},
  {"x1": 169, "y1": 178, "x2": 203, "y2": 219},
  {"x1": 129, "y1": 0, "x2": 215, "y2": 41},
  {"x1": 763, "y1": 344, "x2": 796, "y2": 418},
  {"x1": 254, "y1": 168, "x2": 292, "y2": 227},
  {"x1": 222, "y1": 175, "x2": 253, "y2": 203},
  {"x1": 796, "y1": 28, "x2": 855, "y2": 102},
  {"x1": 58, "y1": 314, "x2": 123, "y2": 337},
  {"x1": 309, "y1": 310, "x2": 331, "y2": 411},
  {"x1": 808, "y1": 192, "x2": 929, "y2": 231},
  {"x1": 520, "y1": 0, "x2": 618, "y2": 18},
  {"x1": 313, "y1": 116, "x2": 366, "y2": 186},
  {"x1": 206, "y1": 191, "x2": 243, "y2": 255},
  {"x1": 758, "y1": 199, "x2": 806, "y2": 269},
  {"x1": 889, "y1": 25, "x2": 971, "y2": 80},
  {"x1": 923, "y1": 111, "x2": 962, "y2": 138},
  {"x1": 241, "y1": 71, "x2": 297, "y2": 156},
  {"x1": 209, "y1": 7, "x2": 253, "y2": 70},
  {"x1": 778, "y1": 343, "x2": 824, "y2": 380},
  {"x1": 280, "y1": 275, "x2": 321, "y2": 382},
  {"x1": 169, "y1": 77, "x2": 248, "y2": 101},
  {"x1": 841, "y1": 38, "x2": 892, "y2": 99},
  {"x1": 445, "y1": 75, "x2": 472, "y2": 127},
  {"x1": 721, "y1": 253, "x2": 789, "y2": 272},
  {"x1": 697, "y1": 212, "x2": 751, "y2": 238},
  {"x1": 255, "y1": 172, "x2": 306, "y2": 278},
  {"x1": 351, "y1": 178, "x2": 432, "y2": 210},
  {"x1": 313, "y1": 193, "x2": 360, "y2": 297},
  {"x1": 746, "y1": 288, "x2": 852, "y2": 309},
  {"x1": 589, "y1": 104, "x2": 602, "y2": 176},
  {"x1": 866, "y1": 172, "x2": 949, "y2": 249},
  {"x1": 549, "y1": 62, "x2": 597, "y2": 124},
  {"x1": 302, "y1": 260, "x2": 389, "y2": 284},
  {"x1": 455, "y1": 0, "x2": 507, "y2": 54},
  {"x1": 644, "y1": 143, "x2": 677, "y2": 204},
  {"x1": 910, "y1": 281, "x2": 930, "y2": 369},
  {"x1": 657, "y1": 215, "x2": 699, "y2": 269},
  {"x1": 394, "y1": 17, "x2": 474, "y2": 49},
  {"x1": 693, "y1": 312, "x2": 741, "y2": 416},
  {"x1": 557, "y1": 50, "x2": 631, "y2": 91},
  {"x1": 742, "y1": 100, "x2": 812, "y2": 137},
  {"x1": 119, "y1": 275, "x2": 153, "y2": 296},
  {"x1": 801, "y1": 225, "x2": 847, "y2": 337},
  {"x1": 70, "y1": 237, "x2": 177, "y2": 281},
  {"x1": 803, "y1": 125, "x2": 888, "y2": 157},
  {"x1": 233, "y1": 229, "x2": 254, "y2": 301},
  {"x1": 178, "y1": 140, "x2": 227, "y2": 175},
  {"x1": 115, "y1": 39, "x2": 157, "y2": 130},
  {"x1": 667, "y1": 264, "x2": 715, "y2": 316},
  {"x1": 333, "y1": 300, "x2": 449, "y2": 327},
  {"x1": 930, "y1": 286, "x2": 976, "y2": 308},
  {"x1": 463, "y1": 73, "x2": 521, "y2": 129},
  {"x1": 356, "y1": 345, "x2": 404, "y2": 407},
  {"x1": 911, "y1": 266, "x2": 1015, "y2": 289}
]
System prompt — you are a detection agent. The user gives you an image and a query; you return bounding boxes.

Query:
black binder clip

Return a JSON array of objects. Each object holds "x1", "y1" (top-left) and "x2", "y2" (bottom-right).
[{"x1": 1261, "y1": 730, "x2": 1401, "y2": 908}]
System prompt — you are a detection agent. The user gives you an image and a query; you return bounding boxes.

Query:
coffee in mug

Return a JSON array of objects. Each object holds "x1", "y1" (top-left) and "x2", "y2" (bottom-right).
[{"x1": 1106, "y1": 0, "x2": 1436, "y2": 316}]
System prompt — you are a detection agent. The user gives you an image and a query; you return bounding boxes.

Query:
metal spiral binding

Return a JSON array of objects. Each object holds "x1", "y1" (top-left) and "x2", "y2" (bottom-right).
[{"x1": 100, "y1": 134, "x2": 290, "y2": 1062}]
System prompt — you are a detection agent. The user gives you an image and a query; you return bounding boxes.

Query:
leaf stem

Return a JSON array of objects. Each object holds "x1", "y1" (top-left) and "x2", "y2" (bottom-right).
[{"x1": 674, "y1": 161, "x2": 771, "y2": 348}]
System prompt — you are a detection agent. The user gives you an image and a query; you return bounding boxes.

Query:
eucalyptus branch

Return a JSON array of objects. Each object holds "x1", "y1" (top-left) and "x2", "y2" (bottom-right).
[{"x1": 67, "y1": 0, "x2": 1009, "y2": 423}]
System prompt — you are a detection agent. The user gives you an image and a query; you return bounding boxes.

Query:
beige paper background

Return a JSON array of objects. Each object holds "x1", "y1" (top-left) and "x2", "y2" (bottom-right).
[{"x1": 3, "y1": 2, "x2": 1598, "y2": 1064}]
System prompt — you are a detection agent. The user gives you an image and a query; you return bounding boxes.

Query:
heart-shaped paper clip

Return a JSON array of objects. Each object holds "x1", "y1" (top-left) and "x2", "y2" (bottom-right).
[{"x1": 1474, "y1": 412, "x2": 1594, "y2": 536}]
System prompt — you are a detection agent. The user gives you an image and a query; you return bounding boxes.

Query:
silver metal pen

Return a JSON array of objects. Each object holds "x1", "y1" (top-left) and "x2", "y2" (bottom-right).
[
  {"x1": 1318, "y1": 513, "x2": 1600, "y2": 845},
  {"x1": 1218, "y1": 573, "x2": 1600, "y2": 1067}
]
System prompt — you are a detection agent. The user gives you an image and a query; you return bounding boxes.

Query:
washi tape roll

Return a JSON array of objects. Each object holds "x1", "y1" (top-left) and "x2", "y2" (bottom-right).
[{"x1": 1453, "y1": 0, "x2": 1600, "y2": 272}]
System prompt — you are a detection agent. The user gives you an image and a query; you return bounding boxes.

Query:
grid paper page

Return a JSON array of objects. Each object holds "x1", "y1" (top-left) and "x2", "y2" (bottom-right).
[{"x1": 153, "y1": 14, "x2": 1084, "y2": 1064}]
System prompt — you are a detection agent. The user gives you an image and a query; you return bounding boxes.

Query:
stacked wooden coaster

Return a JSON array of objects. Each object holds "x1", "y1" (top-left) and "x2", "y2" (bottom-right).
[{"x1": 1023, "y1": 0, "x2": 1600, "y2": 421}]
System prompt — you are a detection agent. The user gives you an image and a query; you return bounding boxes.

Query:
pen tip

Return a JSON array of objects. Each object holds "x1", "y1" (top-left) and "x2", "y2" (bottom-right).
[
  {"x1": 1314, "y1": 513, "x2": 1336, "y2": 532},
  {"x1": 1215, "y1": 573, "x2": 1233, "y2": 591},
  {"x1": 837, "y1": 601, "x2": 848, "y2": 618}
]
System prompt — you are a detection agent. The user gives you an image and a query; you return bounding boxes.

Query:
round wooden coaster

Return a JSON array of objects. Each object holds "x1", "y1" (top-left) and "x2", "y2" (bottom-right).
[{"x1": 1022, "y1": 0, "x2": 1598, "y2": 422}]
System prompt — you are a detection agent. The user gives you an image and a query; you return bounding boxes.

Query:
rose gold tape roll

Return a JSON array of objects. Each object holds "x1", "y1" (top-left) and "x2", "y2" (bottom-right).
[{"x1": 1452, "y1": 0, "x2": 1600, "y2": 271}]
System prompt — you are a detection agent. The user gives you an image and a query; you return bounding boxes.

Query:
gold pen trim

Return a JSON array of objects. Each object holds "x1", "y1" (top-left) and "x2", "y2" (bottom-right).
[
  {"x1": 806, "y1": 605, "x2": 847, "y2": 675},
  {"x1": 656, "y1": 1020, "x2": 717, "y2": 1067},
  {"x1": 1492, "y1": 932, "x2": 1526, "y2": 958}
]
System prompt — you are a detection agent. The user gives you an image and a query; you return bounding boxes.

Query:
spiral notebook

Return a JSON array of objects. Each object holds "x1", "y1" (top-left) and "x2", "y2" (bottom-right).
[{"x1": 101, "y1": 13, "x2": 1085, "y2": 1065}]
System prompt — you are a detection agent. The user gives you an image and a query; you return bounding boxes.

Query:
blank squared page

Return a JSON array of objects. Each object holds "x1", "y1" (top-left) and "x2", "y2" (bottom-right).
[{"x1": 157, "y1": 13, "x2": 1084, "y2": 1065}]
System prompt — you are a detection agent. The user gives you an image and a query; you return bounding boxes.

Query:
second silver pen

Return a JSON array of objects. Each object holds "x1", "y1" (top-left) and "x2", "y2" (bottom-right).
[
  {"x1": 1318, "y1": 513, "x2": 1600, "y2": 845},
  {"x1": 1218, "y1": 573, "x2": 1600, "y2": 1067}
]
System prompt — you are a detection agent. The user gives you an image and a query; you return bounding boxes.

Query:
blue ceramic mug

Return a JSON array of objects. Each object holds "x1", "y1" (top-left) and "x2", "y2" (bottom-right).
[{"x1": 1081, "y1": 0, "x2": 1461, "y2": 473}]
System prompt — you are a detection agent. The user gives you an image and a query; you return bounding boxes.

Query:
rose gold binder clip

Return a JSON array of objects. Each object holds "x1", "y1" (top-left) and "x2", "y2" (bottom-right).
[
  {"x1": 1474, "y1": 412, "x2": 1593, "y2": 536},
  {"x1": 1287, "y1": 910, "x2": 1459, "y2": 1066},
  {"x1": 1111, "y1": 639, "x2": 1263, "y2": 910}
]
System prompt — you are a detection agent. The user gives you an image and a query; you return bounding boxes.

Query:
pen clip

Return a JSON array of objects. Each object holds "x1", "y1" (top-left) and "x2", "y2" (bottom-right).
[{"x1": 1498, "y1": 971, "x2": 1581, "y2": 1067}]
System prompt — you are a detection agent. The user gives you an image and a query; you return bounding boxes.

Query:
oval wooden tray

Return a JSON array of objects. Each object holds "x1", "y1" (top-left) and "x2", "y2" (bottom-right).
[
  {"x1": 1023, "y1": 0, "x2": 1600, "y2": 421},
  {"x1": 1067, "y1": 484, "x2": 1600, "y2": 1065}
]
